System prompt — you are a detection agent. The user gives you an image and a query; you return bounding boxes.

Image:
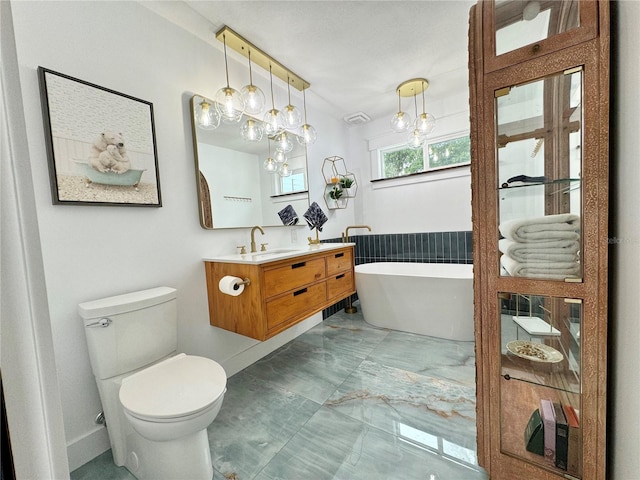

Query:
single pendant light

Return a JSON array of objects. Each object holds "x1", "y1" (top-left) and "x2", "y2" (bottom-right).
[
  {"x1": 263, "y1": 64, "x2": 283, "y2": 136},
  {"x1": 241, "y1": 118, "x2": 264, "y2": 142},
  {"x1": 278, "y1": 76, "x2": 303, "y2": 130},
  {"x1": 415, "y1": 80, "x2": 436, "y2": 135},
  {"x1": 297, "y1": 88, "x2": 317, "y2": 145},
  {"x1": 214, "y1": 33, "x2": 244, "y2": 123},
  {"x1": 407, "y1": 93, "x2": 426, "y2": 149},
  {"x1": 241, "y1": 50, "x2": 266, "y2": 115},
  {"x1": 390, "y1": 90, "x2": 412, "y2": 133},
  {"x1": 263, "y1": 139, "x2": 277, "y2": 173}
]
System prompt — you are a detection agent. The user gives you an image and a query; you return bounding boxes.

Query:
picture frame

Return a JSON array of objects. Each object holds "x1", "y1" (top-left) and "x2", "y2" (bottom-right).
[{"x1": 37, "y1": 67, "x2": 162, "y2": 207}]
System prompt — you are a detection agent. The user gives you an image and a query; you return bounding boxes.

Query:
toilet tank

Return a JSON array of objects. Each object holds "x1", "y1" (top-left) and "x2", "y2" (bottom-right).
[{"x1": 79, "y1": 287, "x2": 178, "y2": 380}]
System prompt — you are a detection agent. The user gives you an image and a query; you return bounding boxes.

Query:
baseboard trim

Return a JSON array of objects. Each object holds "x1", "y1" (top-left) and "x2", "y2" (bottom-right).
[{"x1": 66, "y1": 425, "x2": 110, "y2": 472}]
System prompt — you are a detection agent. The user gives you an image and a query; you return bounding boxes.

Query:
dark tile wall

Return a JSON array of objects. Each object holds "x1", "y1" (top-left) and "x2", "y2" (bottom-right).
[{"x1": 322, "y1": 231, "x2": 473, "y2": 318}]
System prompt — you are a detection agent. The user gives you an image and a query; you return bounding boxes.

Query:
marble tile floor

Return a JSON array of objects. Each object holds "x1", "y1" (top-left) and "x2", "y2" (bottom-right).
[{"x1": 71, "y1": 304, "x2": 488, "y2": 480}]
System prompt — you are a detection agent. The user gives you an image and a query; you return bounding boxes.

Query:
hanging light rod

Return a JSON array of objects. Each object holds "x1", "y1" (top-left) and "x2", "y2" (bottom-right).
[
  {"x1": 396, "y1": 78, "x2": 429, "y2": 97},
  {"x1": 215, "y1": 26, "x2": 310, "y2": 91}
]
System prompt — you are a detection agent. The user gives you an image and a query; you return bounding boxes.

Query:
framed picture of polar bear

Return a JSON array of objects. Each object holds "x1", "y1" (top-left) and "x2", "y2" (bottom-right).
[{"x1": 37, "y1": 67, "x2": 162, "y2": 207}]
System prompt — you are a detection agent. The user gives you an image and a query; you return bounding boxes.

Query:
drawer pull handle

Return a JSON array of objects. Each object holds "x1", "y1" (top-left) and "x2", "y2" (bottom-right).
[
  {"x1": 335, "y1": 252, "x2": 344, "y2": 258},
  {"x1": 291, "y1": 262, "x2": 306, "y2": 269},
  {"x1": 336, "y1": 274, "x2": 345, "y2": 280},
  {"x1": 293, "y1": 288, "x2": 308, "y2": 296}
]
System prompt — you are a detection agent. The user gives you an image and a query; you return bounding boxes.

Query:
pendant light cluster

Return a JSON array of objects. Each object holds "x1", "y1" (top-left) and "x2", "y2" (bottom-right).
[
  {"x1": 390, "y1": 78, "x2": 436, "y2": 149},
  {"x1": 195, "y1": 26, "x2": 316, "y2": 178}
]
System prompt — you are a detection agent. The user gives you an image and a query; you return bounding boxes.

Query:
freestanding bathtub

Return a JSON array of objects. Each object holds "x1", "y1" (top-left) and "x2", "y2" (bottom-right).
[{"x1": 354, "y1": 262, "x2": 474, "y2": 341}]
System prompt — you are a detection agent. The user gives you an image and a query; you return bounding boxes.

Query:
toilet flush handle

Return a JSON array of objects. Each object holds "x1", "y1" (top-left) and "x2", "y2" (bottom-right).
[{"x1": 86, "y1": 317, "x2": 112, "y2": 328}]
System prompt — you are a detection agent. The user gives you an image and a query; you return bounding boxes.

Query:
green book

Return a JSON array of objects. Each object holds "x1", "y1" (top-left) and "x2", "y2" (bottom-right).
[{"x1": 524, "y1": 408, "x2": 544, "y2": 456}]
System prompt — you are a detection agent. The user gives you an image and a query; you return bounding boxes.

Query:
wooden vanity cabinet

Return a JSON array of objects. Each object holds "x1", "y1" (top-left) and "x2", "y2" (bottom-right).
[
  {"x1": 469, "y1": 1, "x2": 609, "y2": 479},
  {"x1": 205, "y1": 246, "x2": 355, "y2": 341}
]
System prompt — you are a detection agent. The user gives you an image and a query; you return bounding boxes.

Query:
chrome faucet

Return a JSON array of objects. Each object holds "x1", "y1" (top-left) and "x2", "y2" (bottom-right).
[
  {"x1": 250, "y1": 225, "x2": 265, "y2": 253},
  {"x1": 342, "y1": 225, "x2": 372, "y2": 243}
]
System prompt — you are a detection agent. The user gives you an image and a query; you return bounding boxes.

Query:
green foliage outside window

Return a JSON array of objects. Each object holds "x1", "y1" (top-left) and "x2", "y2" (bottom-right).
[
  {"x1": 428, "y1": 136, "x2": 470, "y2": 168},
  {"x1": 382, "y1": 147, "x2": 424, "y2": 178}
]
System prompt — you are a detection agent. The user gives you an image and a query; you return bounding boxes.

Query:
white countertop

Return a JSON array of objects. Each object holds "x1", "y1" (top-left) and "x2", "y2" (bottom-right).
[{"x1": 203, "y1": 242, "x2": 355, "y2": 265}]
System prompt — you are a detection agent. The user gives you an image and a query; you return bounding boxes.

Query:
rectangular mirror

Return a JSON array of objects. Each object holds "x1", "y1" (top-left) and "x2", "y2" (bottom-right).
[
  {"x1": 499, "y1": 293, "x2": 582, "y2": 477},
  {"x1": 190, "y1": 94, "x2": 309, "y2": 229},
  {"x1": 496, "y1": 69, "x2": 582, "y2": 281},
  {"x1": 494, "y1": 0, "x2": 580, "y2": 56}
]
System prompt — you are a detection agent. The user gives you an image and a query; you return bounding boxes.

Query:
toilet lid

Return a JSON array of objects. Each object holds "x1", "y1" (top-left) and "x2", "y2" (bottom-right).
[{"x1": 119, "y1": 353, "x2": 227, "y2": 419}]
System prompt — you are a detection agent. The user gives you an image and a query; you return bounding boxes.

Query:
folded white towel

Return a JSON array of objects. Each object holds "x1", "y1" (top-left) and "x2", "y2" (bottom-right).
[
  {"x1": 498, "y1": 238, "x2": 579, "y2": 263},
  {"x1": 500, "y1": 254, "x2": 580, "y2": 280},
  {"x1": 499, "y1": 213, "x2": 580, "y2": 243}
]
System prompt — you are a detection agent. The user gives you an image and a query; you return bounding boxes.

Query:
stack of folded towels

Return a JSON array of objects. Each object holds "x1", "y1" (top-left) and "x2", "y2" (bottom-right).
[{"x1": 499, "y1": 213, "x2": 581, "y2": 280}]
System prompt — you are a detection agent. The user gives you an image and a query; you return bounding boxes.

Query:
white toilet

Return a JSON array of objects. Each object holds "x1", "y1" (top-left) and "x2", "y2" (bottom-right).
[{"x1": 79, "y1": 286, "x2": 226, "y2": 480}]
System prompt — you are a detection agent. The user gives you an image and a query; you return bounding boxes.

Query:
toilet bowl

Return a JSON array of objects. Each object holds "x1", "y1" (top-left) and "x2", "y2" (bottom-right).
[
  {"x1": 119, "y1": 353, "x2": 226, "y2": 442},
  {"x1": 79, "y1": 287, "x2": 228, "y2": 480}
]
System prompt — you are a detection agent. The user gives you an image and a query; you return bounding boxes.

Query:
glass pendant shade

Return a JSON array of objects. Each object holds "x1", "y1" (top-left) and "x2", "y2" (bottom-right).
[
  {"x1": 274, "y1": 132, "x2": 293, "y2": 153},
  {"x1": 263, "y1": 156, "x2": 277, "y2": 173},
  {"x1": 278, "y1": 162, "x2": 291, "y2": 177},
  {"x1": 415, "y1": 112, "x2": 436, "y2": 135},
  {"x1": 274, "y1": 150, "x2": 286, "y2": 163},
  {"x1": 263, "y1": 108, "x2": 283, "y2": 136},
  {"x1": 278, "y1": 104, "x2": 303, "y2": 130},
  {"x1": 407, "y1": 128, "x2": 426, "y2": 149},
  {"x1": 391, "y1": 111, "x2": 411, "y2": 132},
  {"x1": 215, "y1": 86, "x2": 244, "y2": 122},
  {"x1": 241, "y1": 118, "x2": 264, "y2": 142},
  {"x1": 241, "y1": 84, "x2": 266, "y2": 115},
  {"x1": 297, "y1": 124, "x2": 317, "y2": 145},
  {"x1": 194, "y1": 99, "x2": 220, "y2": 130}
]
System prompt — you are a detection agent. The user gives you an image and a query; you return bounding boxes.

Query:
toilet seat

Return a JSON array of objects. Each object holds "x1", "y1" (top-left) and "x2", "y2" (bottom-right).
[{"x1": 119, "y1": 353, "x2": 226, "y2": 420}]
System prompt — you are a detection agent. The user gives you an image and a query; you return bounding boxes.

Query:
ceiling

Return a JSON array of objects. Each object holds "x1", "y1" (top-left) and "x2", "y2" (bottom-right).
[{"x1": 152, "y1": 0, "x2": 475, "y2": 124}]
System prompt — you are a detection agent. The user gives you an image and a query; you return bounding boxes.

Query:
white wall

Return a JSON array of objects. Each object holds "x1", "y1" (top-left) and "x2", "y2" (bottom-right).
[
  {"x1": 610, "y1": 1, "x2": 640, "y2": 478},
  {"x1": 10, "y1": 0, "x2": 352, "y2": 471},
  {"x1": 347, "y1": 90, "x2": 472, "y2": 234}
]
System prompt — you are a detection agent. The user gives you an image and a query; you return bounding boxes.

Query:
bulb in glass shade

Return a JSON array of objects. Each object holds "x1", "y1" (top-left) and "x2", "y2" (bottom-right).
[
  {"x1": 263, "y1": 108, "x2": 283, "y2": 136},
  {"x1": 278, "y1": 104, "x2": 303, "y2": 130},
  {"x1": 274, "y1": 132, "x2": 293, "y2": 153},
  {"x1": 214, "y1": 87, "x2": 244, "y2": 123},
  {"x1": 263, "y1": 156, "x2": 277, "y2": 173},
  {"x1": 415, "y1": 113, "x2": 436, "y2": 135},
  {"x1": 195, "y1": 99, "x2": 220, "y2": 130},
  {"x1": 274, "y1": 150, "x2": 286, "y2": 163},
  {"x1": 407, "y1": 128, "x2": 426, "y2": 149},
  {"x1": 278, "y1": 162, "x2": 291, "y2": 177},
  {"x1": 391, "y1": 111, "x2": 412, "y2": 132},
  {"x1": 241, "y1": 118, "x2": 264, "y2": 142},
  {"x1": 297, "y1": 124, "x2": 317, "y2": 145},
  {"x1": 241, "y1": 84, "x2": 266, "y2": 115}
]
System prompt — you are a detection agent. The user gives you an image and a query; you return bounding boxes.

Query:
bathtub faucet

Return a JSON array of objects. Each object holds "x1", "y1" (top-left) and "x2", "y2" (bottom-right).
[{"x1": 342, "y1": 225, "x2": 372, "y2": 243}]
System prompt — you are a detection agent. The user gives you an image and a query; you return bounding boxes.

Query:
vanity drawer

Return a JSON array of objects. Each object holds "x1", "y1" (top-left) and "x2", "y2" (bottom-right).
[
  {"x1": 266, "y1": 282, "x2": 326, "y2": 330},
  {"x1": 326, "y1": 271, "x2": 355, "y2": 301},
  {"x1": 264, "y1": 258, "x2": 325, "y2": 298},
  {"x1": 326, "y1": 248, "x2": 353, "y2": 276}
]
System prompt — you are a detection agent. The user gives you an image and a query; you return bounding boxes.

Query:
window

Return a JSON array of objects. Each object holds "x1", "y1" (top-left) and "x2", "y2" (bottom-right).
[
  {"x1": 377, "y1": 134, "x2": 470, "y2": 180},
  {"x1": 280, "y1": 169, "x2": 306, "y2": 194}
]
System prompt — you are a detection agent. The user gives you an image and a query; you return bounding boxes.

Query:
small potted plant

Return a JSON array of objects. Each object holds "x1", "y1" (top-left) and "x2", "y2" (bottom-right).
[
  {"x1": 339, "y1": 176, "x2": 355, "y2": 197},
  {"x1": 328, "y1": 185, "x2": 346, "y2": 208}
]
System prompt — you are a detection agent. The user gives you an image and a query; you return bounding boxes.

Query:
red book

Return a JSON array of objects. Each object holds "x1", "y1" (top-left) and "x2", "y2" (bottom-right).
[{"x1": 562, "y1": 404, "x2": 582, "y2": 476}]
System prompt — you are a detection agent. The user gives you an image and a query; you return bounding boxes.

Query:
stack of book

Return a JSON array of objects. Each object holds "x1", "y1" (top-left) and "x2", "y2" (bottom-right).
[{"x1": 524, "y1": 399, "x2": 581, "y2": 476}]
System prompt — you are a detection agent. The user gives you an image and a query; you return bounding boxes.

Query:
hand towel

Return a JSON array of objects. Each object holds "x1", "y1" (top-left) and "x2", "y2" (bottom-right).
[
  {"x1": 500, "y1": 254, "x2": 580, "y2": 280},
  {"x1": 303, "y1": 202, "x2": 328, "y2": 231},
  {"x1": 499, "y1": 214, "x2": 580, "y2": 243},
  {"x1": 498, "y1": 238, "x2": 580, "y2": 263},
  {"x1": 277, "y1": 204, "x2": 299, "y2": 226}
]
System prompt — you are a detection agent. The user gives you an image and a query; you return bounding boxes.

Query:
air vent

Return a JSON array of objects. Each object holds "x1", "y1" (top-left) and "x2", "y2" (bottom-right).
[{"x1": 343, "y1": 112, "x2": 371, "y2": 125}]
